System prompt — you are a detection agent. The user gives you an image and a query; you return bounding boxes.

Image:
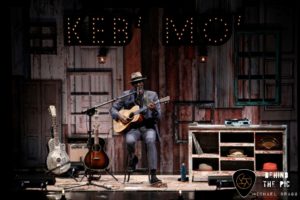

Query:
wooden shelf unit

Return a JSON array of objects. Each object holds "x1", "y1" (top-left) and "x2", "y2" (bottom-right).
[{"x1": 188, "y1": 124, "x2": 287, "y2": 182}]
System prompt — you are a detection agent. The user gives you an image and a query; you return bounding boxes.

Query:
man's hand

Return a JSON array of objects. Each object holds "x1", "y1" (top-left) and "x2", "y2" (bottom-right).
[
  {"x1": 118, "y1": 113, "x2": 129, "y2": 124},
  {"x1": 147, "y1": 102, "x2": 156, "y2": 110}
]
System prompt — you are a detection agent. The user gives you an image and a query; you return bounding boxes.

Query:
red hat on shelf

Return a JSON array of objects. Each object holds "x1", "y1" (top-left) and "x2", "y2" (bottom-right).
[{"x1": 263, "y1": 162, "x2": 278, "y2": 171}]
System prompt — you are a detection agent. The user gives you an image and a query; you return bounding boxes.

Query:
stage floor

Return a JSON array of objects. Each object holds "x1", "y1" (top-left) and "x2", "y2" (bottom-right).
[
  {"x1": 13, "y1": 174, "x2": 299, "y2": 200},
  {"x1": 16, "y1": 174, "x2": 240, "y2": 200},
  {"x1": 13, "y1": 173, "x2": 299, "y2": 199},
  {"x1": 47, "y1": 174, "x2": 217, "y2": 192}
]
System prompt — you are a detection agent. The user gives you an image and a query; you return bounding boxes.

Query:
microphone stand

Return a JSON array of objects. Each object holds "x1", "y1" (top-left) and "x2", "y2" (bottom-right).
[
  {"x1": 81, "y1": 91, "x2": 136, "y2": 149},
  {"x1": 65, "y1": 91, "x2": 136, "y2": 191}
]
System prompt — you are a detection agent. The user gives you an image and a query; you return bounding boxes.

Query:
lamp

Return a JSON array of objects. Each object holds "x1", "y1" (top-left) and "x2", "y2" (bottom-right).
[
  {"x1": 97, "y1": 47, "x2": 108, "y2": 64},
  {"x1": 198, "y1": 46, "x2": 208, "y2": 63}
]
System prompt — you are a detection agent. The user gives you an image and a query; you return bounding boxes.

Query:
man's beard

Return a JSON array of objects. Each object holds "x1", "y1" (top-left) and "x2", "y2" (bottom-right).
[
  {"x1": 136, "y1": 85, "x2": 144, "y2": 96},
  {"x1": 135, "y1": 85, "x2": 144, "y2": 106}
]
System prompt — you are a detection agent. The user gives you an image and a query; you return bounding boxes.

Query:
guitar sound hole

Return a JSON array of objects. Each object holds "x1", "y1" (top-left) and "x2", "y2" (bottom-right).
[{"x1": 129, "y1": 113, "x2": 134, "y2": 119}]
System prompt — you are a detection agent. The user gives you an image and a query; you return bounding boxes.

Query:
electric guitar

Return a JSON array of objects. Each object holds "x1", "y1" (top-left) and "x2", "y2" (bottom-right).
[
  {"x1": 113, "y1": 96, "x2": 170, "y2": 133},
  {"x1": 84, "y1": 123, "x2": 110, "y2": 170},
  {"x1": 46, "y1": 105, "x2": 71, "y2": 174}
]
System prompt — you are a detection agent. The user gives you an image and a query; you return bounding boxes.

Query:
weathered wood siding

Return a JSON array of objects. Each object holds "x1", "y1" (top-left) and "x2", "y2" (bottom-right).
[{"x1": 11, "y1": 1, "x2": 298, "y2": 173}]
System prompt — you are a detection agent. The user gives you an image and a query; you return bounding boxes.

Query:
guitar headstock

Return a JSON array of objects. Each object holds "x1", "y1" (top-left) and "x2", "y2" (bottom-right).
[
  {"x1": 48, "y1": 105, "x2": 58, "y2": 136},
  {"x1": 48, "y1": 105, "x2": 57, "y2": 117},
  {"x1": 159, "y1": 96, "x2": 170, "y2": 104},
  {"x1": 92, "y1": 114, "x2": 101, "y2": 131}
]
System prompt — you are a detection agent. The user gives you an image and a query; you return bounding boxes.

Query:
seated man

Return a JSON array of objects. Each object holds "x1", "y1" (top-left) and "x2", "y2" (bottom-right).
[{"x1": 110, "y1": 71, "x2": 162, "y2": 184}]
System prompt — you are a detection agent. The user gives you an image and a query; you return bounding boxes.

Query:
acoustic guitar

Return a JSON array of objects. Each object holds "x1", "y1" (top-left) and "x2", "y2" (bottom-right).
[
  {"x1": 84, "y1": 123, "x2": 110, "y2": 170},
  {"x1": 46, "y1": 105, "x2": 71, "y2": 175},
  {"x1": 113, "y1": 96, "x2": 170, "y2": 133}
]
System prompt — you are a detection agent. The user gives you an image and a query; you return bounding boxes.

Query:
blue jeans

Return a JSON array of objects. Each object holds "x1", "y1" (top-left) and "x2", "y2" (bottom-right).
[{"x1": 125, "y1": 126, "x2": 157, "y2": 170}]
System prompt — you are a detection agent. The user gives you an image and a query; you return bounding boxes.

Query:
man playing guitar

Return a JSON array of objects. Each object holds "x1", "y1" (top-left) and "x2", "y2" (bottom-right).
[{"x1": 110, "y1": 72, "x2": 162, "y2": 185}]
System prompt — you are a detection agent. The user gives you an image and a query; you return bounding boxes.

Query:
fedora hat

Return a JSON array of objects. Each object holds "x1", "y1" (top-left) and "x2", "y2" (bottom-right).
[
  {"x1": 130, "y1": 72, "x2": 147, "y2": 83},
  {"x1": 258, "y1": 137, "x2": 279, "y2": 150},
  {"x1": 227, "y1": 148, "x2": 246, "y2": 157},
  {"x1": 198, "y1": 163, "x2": 213, "y2": 171}
]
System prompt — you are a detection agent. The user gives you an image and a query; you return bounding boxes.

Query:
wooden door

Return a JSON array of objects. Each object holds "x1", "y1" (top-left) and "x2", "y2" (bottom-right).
[{"x1": 21, "y1": 80, "x2": 61, "y2": 168}]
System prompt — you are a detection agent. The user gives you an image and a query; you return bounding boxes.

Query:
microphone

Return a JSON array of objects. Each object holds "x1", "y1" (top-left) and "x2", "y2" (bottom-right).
[
  {"x1": 117, "y1": 91, "x2": 137, "y2": 100},
  {"x1": 137, "y1": 86, "x2": 144, "y2": 96}
]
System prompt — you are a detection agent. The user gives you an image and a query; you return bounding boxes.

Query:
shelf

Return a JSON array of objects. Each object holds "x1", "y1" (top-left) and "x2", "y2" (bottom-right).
[
  {"x1": 220, "y1": 143, "x2": 254, "y2": 147},
  {"x1": 220, "y1": 157, "x2": 255, "y2": 161},
  {"x1": 255, "y1": 150, "x2": 283, "y2": 154},
  {"x1": 188, "y1": 124, "x2": 287, "y2": 182},
  {"x1": 192, "y1": 153, "x2": 219, "y2": 158},
  {"x1": 221, "y1": 160, "x2": 254, "y2": 171}
]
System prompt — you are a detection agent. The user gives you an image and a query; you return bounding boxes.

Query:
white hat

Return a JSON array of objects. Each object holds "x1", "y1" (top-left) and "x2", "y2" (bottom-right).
[{"x1": 130, "y1": 71, "x2": 147, "y2": 83}]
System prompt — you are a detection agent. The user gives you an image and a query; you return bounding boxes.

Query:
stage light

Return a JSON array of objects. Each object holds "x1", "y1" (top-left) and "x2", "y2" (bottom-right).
[
  {"x1": 97, "y1": 47, "x2": 108, "y2": 64},
  {"x1": 198, "y1": 46, "x2": 208, "y2": 63},
  {"x1": 60, "y1": 189, "x2": 67, "y2": 200}
]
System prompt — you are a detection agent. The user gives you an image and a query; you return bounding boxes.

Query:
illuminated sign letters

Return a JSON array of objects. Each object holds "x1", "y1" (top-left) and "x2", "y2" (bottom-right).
[
  {"x1": 64, "y1": 14, "x2": 132, "y2": 46},
  {"x1": 64, "y1": 14, "x2": 238, "y2": 46}
]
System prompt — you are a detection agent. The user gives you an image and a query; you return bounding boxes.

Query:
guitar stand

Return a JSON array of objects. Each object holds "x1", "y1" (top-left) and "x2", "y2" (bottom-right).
[
  {"x1": 64, "y1": 168, "x2": 113, "y2": 190},
  {"x1": 103, "y1": 168, "x2": 119, "y2": 182},
  {"x1": 68, "y1": 92, "x2": 135, "y2": 191},
  {"x1": 77, "y1": 168, "x2": 101, "y2": 182},
  {"x1": 77, "y1": 166, "x2": 118, "y2": 182},
  {"x1": 45, "y1": 162, "x2": 81, "y2": 184},
  {"x1": 45, "y1": 161, "x2": 71, "y2": 175}
]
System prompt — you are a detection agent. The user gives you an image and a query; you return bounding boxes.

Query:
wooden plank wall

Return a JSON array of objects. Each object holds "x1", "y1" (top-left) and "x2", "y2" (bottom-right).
[
  {"x1": 11, "y1": 1, "x2": 298, "y2": 173},
  {"x1": 138, "y1": 4, "x2": 298, "y2": 174}
]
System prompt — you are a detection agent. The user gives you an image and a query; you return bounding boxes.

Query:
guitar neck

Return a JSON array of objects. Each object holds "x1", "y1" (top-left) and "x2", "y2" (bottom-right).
[
  {"x1": 94, "y1": 130, "x2": 99, "y2": 145},
  {"x1": 52, "y1": 116, "x2": 60, "y2": 145},
  {"x1": 134, "y1": 107, "x2": 147, "y2": 115},
  {"x1": 134, "y1": 99, "x2": 160, "y2": 114}
]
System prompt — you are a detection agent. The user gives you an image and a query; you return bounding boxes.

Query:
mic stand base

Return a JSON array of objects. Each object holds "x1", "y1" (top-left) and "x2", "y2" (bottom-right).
[
  {"x1": 64, "y1": 169, "x2": 112, "y2": 190},
  {"x1": 64, "y1": 167, "x2": 118, "y2": 191}
]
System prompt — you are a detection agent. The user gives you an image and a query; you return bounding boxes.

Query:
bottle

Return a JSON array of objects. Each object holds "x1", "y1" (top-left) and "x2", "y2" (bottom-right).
[{"x1": 180, "y1": 163, "x2": 186, "y2": 182}]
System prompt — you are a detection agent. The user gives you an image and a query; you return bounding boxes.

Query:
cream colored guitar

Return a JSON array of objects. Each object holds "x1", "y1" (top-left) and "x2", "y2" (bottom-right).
[
  {"x1": 46, "y1": 105, "x2": 70, "y2": 175},
  {"x1": 113, "y1": 96, "x2": 170, "y2": 133}
]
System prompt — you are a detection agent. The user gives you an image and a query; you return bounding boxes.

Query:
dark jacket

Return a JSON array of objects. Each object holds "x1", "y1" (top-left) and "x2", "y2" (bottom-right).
[{"x1": 110, "y1": 89, "x2": 161, "y2": 141}]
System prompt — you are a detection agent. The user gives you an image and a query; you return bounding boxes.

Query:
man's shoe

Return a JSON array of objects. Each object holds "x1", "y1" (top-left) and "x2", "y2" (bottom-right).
[
  {"x1": 150, "y1": 174, "x2": 162, "y2": 184},
  {"x1": 128, "y1": 155, "x2": 138, "y2": 171}
]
